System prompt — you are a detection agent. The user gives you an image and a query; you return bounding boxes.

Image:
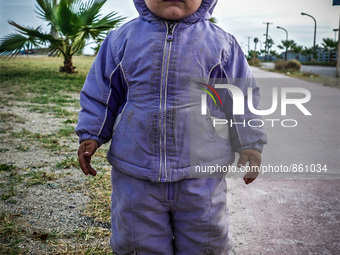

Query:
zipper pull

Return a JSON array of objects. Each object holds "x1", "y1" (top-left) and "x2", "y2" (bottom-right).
[{"x1": 167, "y1": 22, "x2": 175, "y2": 42}]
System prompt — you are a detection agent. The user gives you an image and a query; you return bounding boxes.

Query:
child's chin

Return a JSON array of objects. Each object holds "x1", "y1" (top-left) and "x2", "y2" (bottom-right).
[
  {"x1": 161, "y1": 9, "x2": 189, "y2": 20},
  {"x1": 163, "y1": 0, "x2": 185, "y2": 3}
]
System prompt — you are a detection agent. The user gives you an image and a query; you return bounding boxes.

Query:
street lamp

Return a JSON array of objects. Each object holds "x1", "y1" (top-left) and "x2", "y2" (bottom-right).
[
  {"x1": 277, "y1": 26, "x2": 288, "y2": 61},
  {"x1": 333, "y1": 28, "x2": 339, "y2": 41},
  {"x1": 301, "y1": 12, "x2": 317, "y2": 60}
]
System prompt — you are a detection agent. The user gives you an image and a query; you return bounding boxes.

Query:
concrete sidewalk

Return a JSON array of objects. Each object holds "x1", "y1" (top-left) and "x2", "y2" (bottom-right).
[{"x1": 228, "y1": 67, "x2": 340, "y2": 255}]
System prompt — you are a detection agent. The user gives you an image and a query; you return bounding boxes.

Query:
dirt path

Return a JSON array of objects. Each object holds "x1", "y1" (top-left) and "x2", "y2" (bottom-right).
[
  {"x1": 227, "y1": 67, "x2": 340, "y2": 254},
  {"x1": 228, "y1": 178, "x2": 340, "y2": 254}
]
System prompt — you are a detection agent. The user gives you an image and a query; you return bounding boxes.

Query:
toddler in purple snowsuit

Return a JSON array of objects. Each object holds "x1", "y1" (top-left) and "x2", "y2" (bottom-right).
[{"x1": 76, "y1": 0, "x2": 267, "y2": 254}]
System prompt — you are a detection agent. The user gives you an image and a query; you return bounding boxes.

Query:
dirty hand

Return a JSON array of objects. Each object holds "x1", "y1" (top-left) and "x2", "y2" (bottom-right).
[
  {"x1": 77, "y1": 139, "x2": 98, "y2": 176},
  {"x1": 237, "y1": 149, "x2": 262, "y2": 185}
]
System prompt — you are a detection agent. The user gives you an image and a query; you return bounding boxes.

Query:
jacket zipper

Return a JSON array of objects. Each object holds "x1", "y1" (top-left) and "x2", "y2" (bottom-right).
[{"x1": 159, "y1": 21, "x2": 177, "y2": 182}]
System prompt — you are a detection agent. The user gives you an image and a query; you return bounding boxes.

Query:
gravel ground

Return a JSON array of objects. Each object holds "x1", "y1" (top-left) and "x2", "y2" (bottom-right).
[
  {"x1": 0, "y1": 93, "x2": 112, "y2": 254},
  {"x1": 228, "y1": 178, "x2": 340, "y2": 255},
  {"x1": 1, "y1": 72, "x2": 339, "y2": 254}
]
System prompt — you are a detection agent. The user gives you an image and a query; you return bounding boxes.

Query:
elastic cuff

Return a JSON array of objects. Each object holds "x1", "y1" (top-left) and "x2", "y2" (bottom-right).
[
  {"x1": 78, "y1": 133, "x2": 104, "y2": 147},
  {"x1": 238, "y1": 143, "x2": 263, "y2": 153}
]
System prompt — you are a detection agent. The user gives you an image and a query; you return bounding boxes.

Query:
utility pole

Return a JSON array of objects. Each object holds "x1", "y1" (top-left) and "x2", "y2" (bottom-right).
[
  {"x1": 336, "y1": 15, "x2": 340, "y2": 77},
  {"x1": 253, "y1": 37, "x2": 259, "y2": 66},
  {"x1": 333, "y1": 28, "x2": 339, "y2": 41},
  {"x1": 263, "y1": 22, "x2": 273, "y2": 61},
  {"x1": 247, "y1": 36, "x2": 252, "y2": 57}
]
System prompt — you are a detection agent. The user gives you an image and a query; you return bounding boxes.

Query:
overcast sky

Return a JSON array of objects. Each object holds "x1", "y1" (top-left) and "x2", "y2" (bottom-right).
[{"x1": 0, "y1": 0, "x2": 339, "y2": 54}]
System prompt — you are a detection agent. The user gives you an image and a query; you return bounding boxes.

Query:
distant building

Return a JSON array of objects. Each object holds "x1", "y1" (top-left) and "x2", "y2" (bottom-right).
[
  {"x1": 258, "y1": 55, "x2": 277, "y2": 62},
  {"x1": 316, "y1": 50, "x2": 337, "y2": 62},
  {"x1": 279, "y1": 49, "x2": 337, "y2": 62}
]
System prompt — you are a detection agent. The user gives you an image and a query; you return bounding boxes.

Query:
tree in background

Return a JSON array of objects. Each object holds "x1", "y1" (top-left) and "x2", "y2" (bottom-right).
[
  {"x1": 259, "y1": 49, "x2": 266, "y2": 58},
  {"x1": 322, "y1": 38, "x2": 338, "y2": 62},
  {"x1": 0, "y1": 0, "x2": 125, "y2": 73},
  {"x1": 292, "y1": 45, "x2": 303, "y2": 61},
  {"x1": 248, "y1": 50, "x2": 261, "y2": 60},
  {"x1": 264, "y1": 38, "x2": 274, "y2": 58},
  {"x1": 278, "y1": 39, "x2": 296, "y2": 58},
  {"x1": 301, "y1": 46, "x2": 314, "y2": 62},
  {"x1": 269, "y1": 50, "x2": 281, "y2": 59}
]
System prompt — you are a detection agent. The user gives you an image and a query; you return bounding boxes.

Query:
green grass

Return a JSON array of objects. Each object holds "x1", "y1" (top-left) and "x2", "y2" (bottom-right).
[
  {"x1": 0, "y1": 164, "x2": 58, "y2": 201},
  {"x1": 0, "y1": 163, "x2": 17, "y2": 172},
  {"x1": 84, "y1": 169, "x2": 112, "y2": 223},
  {"x1": 0, "y1": 212, "x2": 29, "y2": 254},
  {"x1": 0, "y1": 55, "x2": 114, "y2": 253},
  {"x1": 57, "y1": 125, "x2": 76, "y2": 137},
  {"x1": 0, "y1": 211, "x2": 112, "y2": 254},
  {"x1": 10, "y1": 126, "x2": 77, "y2": 152},
  {"x1": 261, "y1": 68, "x2": 340, "y2": 88},
  {"x1": 20, "y1": 103, "x2": 75, "y2": 117},
  {"x1": 30, "y1": 94, "x2": 78, "y2": 105},
  {"x1": 0, "y1": 113, "x2": 26, "y2": 123},
  {"x1": 304, "y1": 77, "x2": 340, "y2": 88},
  {"x1": 56, "y1": 155, "x2": 79, "y2": 169},
  {"x1": 15, "y1": 144, "x2": 30, "y2": 152},
  {"x1": 0, "y1": 56, "x2": 93, "y2": 93}
]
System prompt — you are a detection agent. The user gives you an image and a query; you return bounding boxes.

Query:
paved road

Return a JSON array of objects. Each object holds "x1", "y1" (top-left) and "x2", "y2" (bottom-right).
[
  {"x1": 261, "y1": 62, "x2": 336, "y2": 77},
  {"x1": 228, "y1": 67, "x2": 340, "y2": 254}
]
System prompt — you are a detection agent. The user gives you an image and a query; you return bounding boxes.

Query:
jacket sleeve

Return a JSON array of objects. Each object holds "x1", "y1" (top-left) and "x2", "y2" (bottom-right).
[
  {"x1": 75, "y1": 31, "x2": 125, "y2": 146},
  {"x1": 222, "y1": 36, "x2": 267, "y2": 153}
]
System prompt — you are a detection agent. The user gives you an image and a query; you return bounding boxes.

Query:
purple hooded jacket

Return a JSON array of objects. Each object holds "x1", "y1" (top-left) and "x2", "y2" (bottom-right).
[{"x1": 76, "y1": 0, "x2": 267, "y2": 182}]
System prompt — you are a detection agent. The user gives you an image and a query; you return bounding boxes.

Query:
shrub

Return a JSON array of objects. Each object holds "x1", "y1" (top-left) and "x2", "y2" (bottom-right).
[
  {"x1": 274, "y1": 60, "x2": 285, "y2": 70},
  {"x1": 285, "y1": 59, "x2": 301, "y2": 71},
  {"x1": 274, "y1": 59, "x2": 302, "y2": 71},
  {"x1": 248, "y1": 58, "x2": 261, "y2": 67}
]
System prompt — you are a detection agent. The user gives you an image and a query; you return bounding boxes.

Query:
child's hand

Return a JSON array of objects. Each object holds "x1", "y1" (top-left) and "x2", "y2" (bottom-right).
[
  {"x1": 77, "y1": 139, "x2": 98, "y2": 176},
  {"x1": 237, "y1": 149, "x2": 262, "y2": 185}
]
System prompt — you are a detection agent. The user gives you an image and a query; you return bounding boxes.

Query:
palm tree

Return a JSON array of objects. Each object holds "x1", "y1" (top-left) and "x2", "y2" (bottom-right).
[
  {"x1": 0, "y1": 0, "x2": 125, "y2": 73},
  {"x1": 265, "y1": 38, "x2": 274, "y2": 52},
  {"x1": 259, "y1": 49, "x2": 266, "y2": 58},
  {"x1": 322, "y1": 38, "x2": 337, "y2": 62},
  {"x1": 278, "y1": 40, "x2": 296, "y2": 59},
  {"x1": 270, "y1": 50, "x2": 281, "y2": 60},
  {"x1": 248, "y1": 50, "x2": 260, "y2": 59},
  {"x1": 264, "y1": 38, "x2": 274, "y2": 60},
  {"x1": 292, "y1": 45, "x2": 303, "y2": 61},
  {"x1": 301, "y1": 46, "x2": 313, "y2": 61}
]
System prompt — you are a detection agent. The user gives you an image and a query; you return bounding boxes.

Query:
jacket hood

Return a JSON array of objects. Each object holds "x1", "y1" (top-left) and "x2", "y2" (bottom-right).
[{"x1": 133, "y1": 0, "x2": 218, "y2": 23}]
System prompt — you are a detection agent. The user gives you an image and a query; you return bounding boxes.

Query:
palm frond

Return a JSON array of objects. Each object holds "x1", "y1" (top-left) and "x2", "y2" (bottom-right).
[
  {"x1": 9, "y1": 21, "x2": 55, "y2": 44},
  {"x1": 35, "y1": 0, "x2": 56, "y2": 22},
  {"x1": 1, "y1": 21, "x2": 64, "y2": 57},
  {"x1": 54, "y1": 0, "x2": 82, "y2": 36},
  {"x1": 78, "y1": 0, "x2": 106, "y2": 26},
  {"x1": 90, "y1": 11, "x2": 125, "y2": 31},
  {"x1": 0, "y1": 33, "x2": 37, "y2": 57},
  {"x1": 70, "y1": 31, "x2": 88, "y2": 55}
]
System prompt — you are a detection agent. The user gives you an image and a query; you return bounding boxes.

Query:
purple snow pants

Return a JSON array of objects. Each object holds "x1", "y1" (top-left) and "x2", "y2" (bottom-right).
[{"x1": 110, "y1": 168, "x2": 233, "y2": 255}]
